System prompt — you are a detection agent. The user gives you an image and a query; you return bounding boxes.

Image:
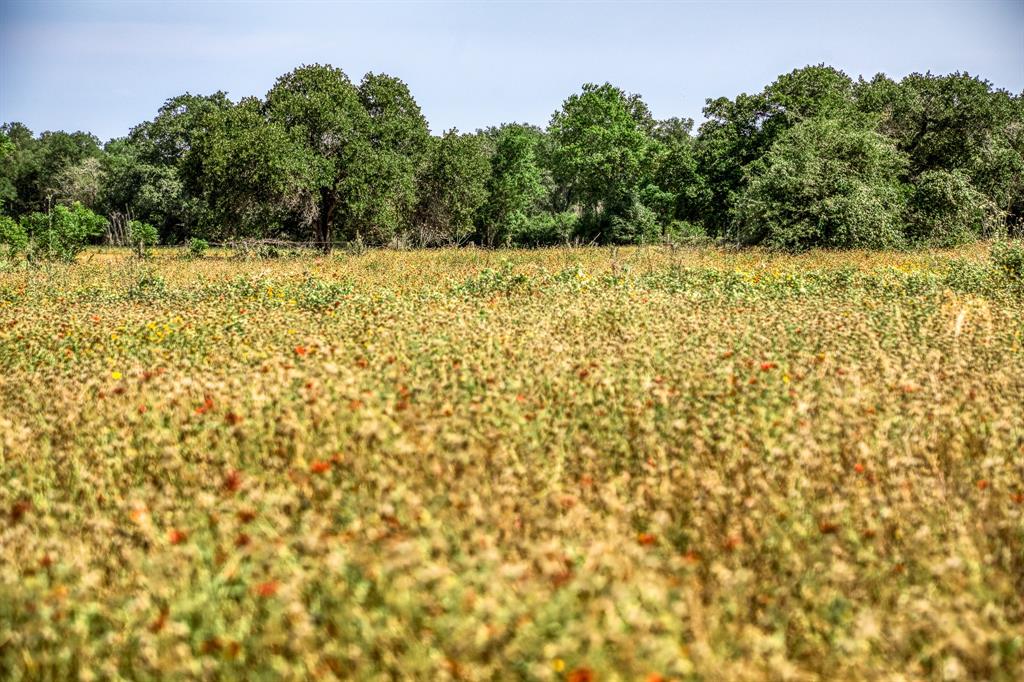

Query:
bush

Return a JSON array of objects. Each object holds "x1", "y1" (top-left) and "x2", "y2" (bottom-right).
[
  {"x1": 0, "y1": 215, "x2": 27, "y2": 259},
  {"x1": 505, "y1": 211, "x2": 578, "y2": 247},
  {"x1": 21, "y1": 203, "x2": 107, "y2": 262},
  {"x1": 608, "y1": 195, "x2": 660, "y2": 245},
  {"x1": 990, "y1": 241, "x2": 1024, "y2": 284},
  {"x1": 663, "y1": 220, "x2": 707, "y2": 245},
  {"x1": 734, "y1": 118, "x2": 907, "y2": 249},
  {"x1": 187, "y1": 238, "x2": 210, "y2": 259},
  {"x1": 129, "y1": 220, "x2": 159, "y2": 259},
  {"x1": 905, "y1": 170, "x2": 1004, "y2": 246}
]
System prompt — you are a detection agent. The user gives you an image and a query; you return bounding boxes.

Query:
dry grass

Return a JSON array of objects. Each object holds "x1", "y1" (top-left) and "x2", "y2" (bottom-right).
[{"x1": 1, "y1": 245, "x2": 1022, "y2": 681}]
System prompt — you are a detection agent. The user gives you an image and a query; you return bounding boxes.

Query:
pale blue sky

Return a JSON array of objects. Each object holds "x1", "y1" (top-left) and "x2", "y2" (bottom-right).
[{"x1": 2, "y1": 1, "x2": 1022, "y2": 142}]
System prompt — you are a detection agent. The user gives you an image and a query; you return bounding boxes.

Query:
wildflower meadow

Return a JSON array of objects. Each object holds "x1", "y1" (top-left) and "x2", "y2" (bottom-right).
[{"x1": 1, "y1": 243, "x2": 1023, "y2": 680}]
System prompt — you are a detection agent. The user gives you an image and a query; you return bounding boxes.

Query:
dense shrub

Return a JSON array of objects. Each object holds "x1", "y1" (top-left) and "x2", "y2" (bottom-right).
[
  {"x1": 663, "y1": 220, "x2": 707, "y2": 244},
  {"x1": 504, "y1": 210, "x2": 578, "y2": 246},
  {"x1": 990, "y1": 240, "x2": 1024, "y2": 285},
  {"x1": 0, "y1": 215, "x2": 27, "y2": 258},
  {"x1": 905, "y1": 170, "x2": 1004, "y2": 246},
  {"x1": 20, "y1": 202, "x2": 107, "y2": 262},
  {"x1": 129, "y1": 220, "x2": 159, "y2": 258},
  {"x1": 187, "y1": 237, "x2": 210, "y2": 259},
  {"x1": 608, "y1": 194, "x2": 660, "y2": 244},
  {"x1": 733, "y1": 119, "x2": 908, "y2": 249}
]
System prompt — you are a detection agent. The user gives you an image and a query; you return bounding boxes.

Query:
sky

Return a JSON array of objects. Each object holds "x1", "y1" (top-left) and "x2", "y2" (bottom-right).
[{"x1": 1, "y1": 0, "x2": 1022, "y2": 143}]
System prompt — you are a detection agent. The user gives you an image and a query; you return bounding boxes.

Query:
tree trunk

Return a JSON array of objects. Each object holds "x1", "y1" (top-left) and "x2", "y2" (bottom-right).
[{"x1": 317, "y1": 188, "x2": 336, "y2": 253}]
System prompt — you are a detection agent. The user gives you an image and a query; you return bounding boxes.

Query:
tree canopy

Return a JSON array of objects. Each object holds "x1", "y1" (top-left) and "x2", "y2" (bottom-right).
[{"x1": 2, "y1": 63, "x2": 1021, "y2": 251}]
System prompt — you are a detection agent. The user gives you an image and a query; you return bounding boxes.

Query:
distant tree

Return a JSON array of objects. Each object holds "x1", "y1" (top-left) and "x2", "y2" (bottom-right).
[
  {"x1": 266, "y1": 64, "x2": 371, "y2": 250},
  {"x1": 548, "y1": 83, "x2": 655, "y2": 227},
  {"x1": 697, "y1": 65, "x2": 859, "y2": 236},
  {"x1": 414, "y1": 130, "x2": 490, "y2": 246},
  {"x1": 112, "y1": 92, "x2": 234, "y2": 241},
  {"x1": 734, "y1": 117, "x2": 907, "y2": 249},
  {"x1": 352, "y1": 73, "x2": 431, "y2": 244},
  {"x1": 21, "y1": 202, "x2": 107, "y2": 261},
  {"x1": 857, "y1": 71, "x2": 1024, "y2": 229},
  {"x1": 0, "y1": 132, "x2": 15, "y2": 210},
  {"x1": 481, "y1": 124, "x2": 547, "y2": 246},
  {"x1": 187, "y1": 97, "x2": 310, "y2": 240},
  {"x1": 51, "y1": 157, "x2": 105, "y2": 209},
  {"x1": 649, "y1": 117, "x2": 707, "y2": 225},
  {"x1": 904, "y1": 169, "x2": 1003, "y2": 245},
  {"x1": 0, "y1": 124, "x2": 102, "y2": 216}
]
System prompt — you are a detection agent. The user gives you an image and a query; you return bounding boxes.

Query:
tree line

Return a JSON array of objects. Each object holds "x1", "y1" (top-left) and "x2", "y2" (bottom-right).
[{"x1": 1, "y1": 63, "x2": 1021, "y2": 254}]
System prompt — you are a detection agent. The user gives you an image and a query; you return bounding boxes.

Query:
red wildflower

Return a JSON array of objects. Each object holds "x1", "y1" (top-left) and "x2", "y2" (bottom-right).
[
  {"x1": 310, "y1": 459, "x2": 331, "y2": 474},
  {"x1": 196, "y1": 395, "x2": 215, "y2": 415},
  {"x1": 223, "y1": 469, "x2": 243, "y2": 494},
  {"x1": 760, "y1": 361, "x2": 777, "y2": 371},
  {"x1": 10, "y1": 499, "x2": 32, "y2": 523},
  {"x1": 977, "y1": 479, "x2": 989, "y2": 491},
  {"x1": 637, "y1": 532, "x2": 657, "y2": 546},
  {"x1": 567, "y1": 667, "x2": 594, "y2": 682},
  {"x1": 254, "y1": 580, "x2": 279, "y2": 598},
  {"x1": 854, "y1": 462, "x2": 865, "y2": 474},
  {"x1": 168, "y1": 529, "x2": 187, "y2": 545},
  {"x1": 294, "y1": 345, "x2": 307, "y2": 356}
]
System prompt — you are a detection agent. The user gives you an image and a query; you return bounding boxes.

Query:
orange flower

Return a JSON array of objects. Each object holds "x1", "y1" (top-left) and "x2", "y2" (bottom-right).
[
  {"x1": 168, "y1": 529, "x2": 187, "y2": 545},
  {"x1": 223, "y1": 469, "x2": 243, "y2": 494},
  {"x1": 760, "y1": 361, "x2": 777, "y2": 371},
  {"x1": 310, "y1": 459, "x2": 331, "y2": 474},
  {"x1": 853, "y1": 462, "x2": 865, "y2": 474},
  {"x1": 567, "y1": 667, "x2": 594, "y2": 682},
  {"x1": 294, "y1": 345, "x2": 307, "y2": 356},
  {"x1": 637, "y1": 532, "x2": 657, "y2": 546},
  {"x1": 976, "y1": 479, "x2": 989, "y2": 491},
  {"x1": 254, "y1": 580, "x2": 279, "y2": 598},
  {"x1": 196, "y1": 395, "x2": 215, "y2": 415}
]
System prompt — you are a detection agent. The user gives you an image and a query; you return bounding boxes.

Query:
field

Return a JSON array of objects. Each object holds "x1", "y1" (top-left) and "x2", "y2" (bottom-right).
[{"x1": 1, "y1": 244, "x2": 1023, "y2": 681}]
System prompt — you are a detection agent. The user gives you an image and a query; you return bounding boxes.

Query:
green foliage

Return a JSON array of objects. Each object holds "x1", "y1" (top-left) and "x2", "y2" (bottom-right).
[
  {"x1": 696, "y1": 65, "x2": 859, "y2": 236},
  {"x1": 129, "y1": 220, "x2": 159, "y2": 258},
  {"x1": 456, "y1": 260, "x2": 532, "y2": 295},
  {"x1": 189, "y1": 97, "x2": 308, "y2": 240},
  {"x1": 0, "y1": 123, "x2": 103, "y2": 217},
  {"x1": 905, "y1": 169, "x2": 1004, "y2": 246},
  {"x1": 608, "y1": 193, "x2": 660, "y2": 244},
  {"x1": 352, "y1": 73, "x2": 431, "y2": 244},
  {"x1": 21, "y1": 202, "x2": 107, "y2": 262},
  {"x1": 481, "y1": 124, "x2": 547, "y2": 246},
  {"x1": 2, "y1": 62, "x2": 1020, "y2": 250},
  {"x1": 267, "y1": 64, "x2": 371, "y2": 250},
  {"x1": 187, "y1": 238, "x2": 210, "y2": 259},
  {"x1": 990, "y1": 241, "x2": 1024, "y2": 285},
  {"x1": 663, "y1": 220, "x2": 708, "y2": 244},
  {"x1": 504, "y1": 210, "x2": 578, "y2": 246},
  {"x1": 414, "y1": 130, "x2": 490, "y2": 246},
  {"x1": 0, "y1": 214, "x2": 28, "y2": 258},
  {"x1": 734, "y1": 118, "x2": 908, "y2": 249},
  {"x1": 548, "y1": 83, "x2": 655, "y2": 217}
]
